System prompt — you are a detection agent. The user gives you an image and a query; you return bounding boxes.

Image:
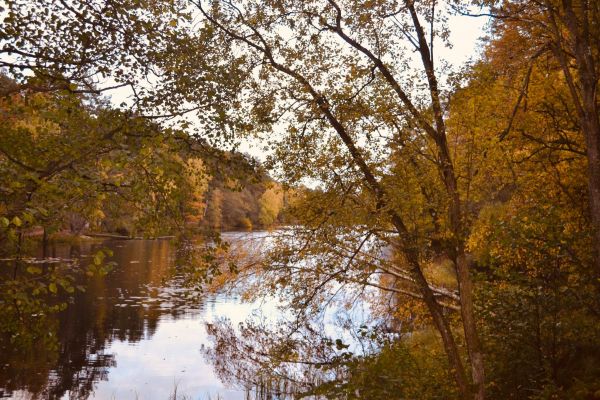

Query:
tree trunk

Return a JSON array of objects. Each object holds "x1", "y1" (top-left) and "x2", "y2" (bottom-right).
[
  {"x1": 456, "y1": 251, "x2": 485, "y2": 400},
  {"x1": 408, "y1": 248, "x2": 472, "y2": 399},
  {"x1": 576, "y1": 43, "x2": 600, "y2": 280},
  {"x1": 407, "y1": 3, "x2": 486, "y2": 396}
]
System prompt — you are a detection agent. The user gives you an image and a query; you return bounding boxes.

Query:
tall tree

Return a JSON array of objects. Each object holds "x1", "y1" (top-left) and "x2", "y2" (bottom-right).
[{"x1": 188, "y1": 1, "x2": 486, "y2": 398}]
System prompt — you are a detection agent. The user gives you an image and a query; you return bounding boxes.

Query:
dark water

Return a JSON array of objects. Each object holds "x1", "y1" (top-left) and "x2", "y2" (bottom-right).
[{"x1": 0, "y1": 234, "x2": 263, "y2": 400}]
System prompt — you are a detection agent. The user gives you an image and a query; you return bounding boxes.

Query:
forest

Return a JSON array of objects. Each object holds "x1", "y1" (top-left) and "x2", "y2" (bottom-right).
[
  {"x1": 0, "y1": 74, "x2": 289, "y2": 236},
  {"x1": 0, "y1": 0, "x2": 599, "y2": 399}
]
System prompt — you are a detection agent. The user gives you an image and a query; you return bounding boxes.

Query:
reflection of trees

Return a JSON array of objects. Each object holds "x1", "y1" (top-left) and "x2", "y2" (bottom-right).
[
  {"x1": 0, "y1": 239, "x2": 199, "y2": 399},
  {"x1": 203, "y1": 229, "x2": 456, "y2": 399},
  {"x1": 203, "y1": 312, "x2": 456, "y2": 400},
  {"x1": 0, "y1": 253, "x2": 79, "y2": 398},
  {"x1": 202, "y1": 299, "x2": 403, "y2": 400},
  {"x1": 0, "y1": 316, "x2": 59, "y2": 397},
  {"x1": 204, "y1": 317, "x2": 344, "y2": 399}
]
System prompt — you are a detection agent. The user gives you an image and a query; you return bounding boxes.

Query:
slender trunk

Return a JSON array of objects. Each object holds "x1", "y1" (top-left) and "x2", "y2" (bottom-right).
[
  {"x1": 42, "y1": 226, "x2": 49, "y2": 259},
  {"x1": 442, "y1": 145, "x2": 486, "y2": 400},
  {"x1": 437, "y1": 138, "x2": 485, "y2": 400},
  {"x1": 456, "y1": 252, "x2": 485, "y2": 400},
  {"x1": 395, "y1": 220, "x2": 472, "y2": 399},
  {"x1": 576, "y1": 42, "x2": 600, "y2": 277},
  {"x1": 407, "y1": 2, "x2": 486, "y2": 396}
]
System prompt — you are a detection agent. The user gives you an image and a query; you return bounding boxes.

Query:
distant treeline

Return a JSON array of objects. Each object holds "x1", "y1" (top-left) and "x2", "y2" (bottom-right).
[
  {"x1": 203, "y1": 176, "x2": 286, "y2": 231},
  {"x1": 0, "y1": 75, "x2": 296, "y2": 241}
]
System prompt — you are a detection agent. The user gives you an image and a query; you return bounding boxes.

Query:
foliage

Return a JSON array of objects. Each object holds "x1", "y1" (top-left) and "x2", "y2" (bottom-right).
[
  {"x1": 258, "y1": 185, "x2": 284, "y2": 227},
  {"x1": 203, "y1": 174, "x2": 287, "y2": 230},
  {"x1": 1, "y1": 0, "x2": 600, "y2": 399},
  {"x1": 194, "y1": 1, "x2": 600, "y2": 398},
  {"x1": 0, "y1": 77, "x2": 212, "y2": 239},
  {"x1": 450, "y1": 32, "x2": 600, "y2": 398}
]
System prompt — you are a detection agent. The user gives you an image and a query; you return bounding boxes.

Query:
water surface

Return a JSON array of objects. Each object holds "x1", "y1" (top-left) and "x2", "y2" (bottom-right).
[{"x1": 0, "y1": 233, "x2": 265, "y2": 400}]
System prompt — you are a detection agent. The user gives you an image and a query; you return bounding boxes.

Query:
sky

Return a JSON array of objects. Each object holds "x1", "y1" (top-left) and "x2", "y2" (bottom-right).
[{"x1": 439, "y1": 12, "x2": 490, "y2": 67}]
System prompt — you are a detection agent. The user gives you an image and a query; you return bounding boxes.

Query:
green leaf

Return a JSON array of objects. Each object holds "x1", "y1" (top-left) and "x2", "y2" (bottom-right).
[
  {"x1": 22, "y1": 212, "x2": 34, "y2": 224},
  {"x1": 26, "y1": 266, "x2": 42, "y2": 274},
  {"x1": 11, "y1": 216, "x2": 22, "y2": 227},
  {"x1": 48, "y1": 283, "x2": 58, "y2": 294},
  {"x1": 93, "y1": 252, "x2": 105, "y2": 265}
]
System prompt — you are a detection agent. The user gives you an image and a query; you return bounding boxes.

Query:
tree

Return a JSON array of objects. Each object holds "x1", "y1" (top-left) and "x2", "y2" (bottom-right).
[
  {"x1": 205, "y1": 188, "x2": 224, "y2": 230},
  {"x1": 187, "y1": 1, "x2": 487, "y2": 398},
  {"x1": 258, "y1": 185, "x2": 284, "y2": 227},
  {"x1": 3, "y1": 0, "x2": 598, "y2": 397},
  {"x1": 0, "y1": 0, "x2": 185, "y2": 96},
  {"x1": 0, "y1": 76, "x2": 209, "y2": 238},
  {"x1": 0, "y1": 76, "x2": 212, "y2": 355}
]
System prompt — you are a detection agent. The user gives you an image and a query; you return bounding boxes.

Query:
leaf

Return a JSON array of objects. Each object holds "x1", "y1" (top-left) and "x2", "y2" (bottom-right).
[
  {"x1": 48, "y1": 282, "x2": 58, "y2": 294},
  {"x1": 26, "y1": 266, "x2": 42, "y2": 274},
  {"x1": 93, "y1": 251, "x2": 105, "y2": 265},
  {"x1": 11, "y1": 216, "x2": 22, "y2": 227},
  {"x1": 335, "y1": 339, "x2": 349, "y2": 350},
  {"x1": 23, "y1": 212, "x2": 34, "y2": 224}
]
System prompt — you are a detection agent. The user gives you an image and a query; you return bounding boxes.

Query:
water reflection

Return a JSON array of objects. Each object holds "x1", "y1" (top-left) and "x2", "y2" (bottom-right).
[{"x1": 0, "y1": 237, "x2": 253, "y2": 399}]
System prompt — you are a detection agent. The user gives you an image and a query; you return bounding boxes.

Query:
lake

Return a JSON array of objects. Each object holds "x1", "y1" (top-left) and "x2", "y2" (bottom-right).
[{"x1": 0, "y1": 232, "x2": 273, "y2": 400}]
